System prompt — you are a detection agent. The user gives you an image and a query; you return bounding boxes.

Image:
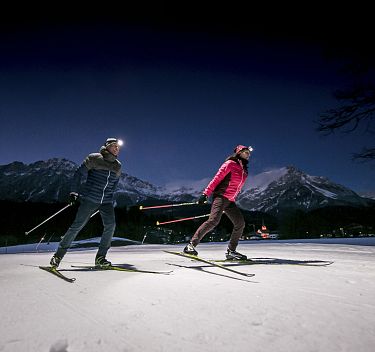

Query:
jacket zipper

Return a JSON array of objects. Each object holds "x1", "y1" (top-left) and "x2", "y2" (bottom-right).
[
  {"x1": 100, "y1": 171, "x2": 111, "y2": 204},
  {"x1": 233, "y1": 167, "x2": 244, "y2": 200}
]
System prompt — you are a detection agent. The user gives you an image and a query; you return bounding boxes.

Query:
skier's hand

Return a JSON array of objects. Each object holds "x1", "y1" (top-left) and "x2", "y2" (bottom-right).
[
  {"x1": 69, "y1": 192, "x2": 79, "y2": 206},
  {"x1": 197, "y1": 194, "x2": 208, "y2": 205}
]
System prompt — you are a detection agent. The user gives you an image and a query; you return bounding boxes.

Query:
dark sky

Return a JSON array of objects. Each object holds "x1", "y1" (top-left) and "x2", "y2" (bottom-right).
[{"x1": 1, "y1": 4, "x2": 374, "y2": 192}]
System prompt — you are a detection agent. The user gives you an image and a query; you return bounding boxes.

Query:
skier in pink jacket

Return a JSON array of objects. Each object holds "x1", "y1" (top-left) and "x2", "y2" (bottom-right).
[{"x1": 184, "y1": 145, "x2": 253, "y2": 260}]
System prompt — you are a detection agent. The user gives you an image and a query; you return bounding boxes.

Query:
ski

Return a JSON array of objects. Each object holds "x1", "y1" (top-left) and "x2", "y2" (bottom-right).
[
  {"x1": 71, "y1": 265, "x2": 172, "y2": 275},
  {"x1": 39, "y1": 266, "x2": 76, "y2": 283},
  {"x1": 164, "y1": 250, "x2": 255, "y2": 277},
  {"x1": 214, "y1": 259, "x2": 334, "y2": 267}
]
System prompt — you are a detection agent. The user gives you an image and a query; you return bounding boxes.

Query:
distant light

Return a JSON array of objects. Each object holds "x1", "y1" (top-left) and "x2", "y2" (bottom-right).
[{"x1": 117, "y1": 139, "x2": 124, "y2": 147}]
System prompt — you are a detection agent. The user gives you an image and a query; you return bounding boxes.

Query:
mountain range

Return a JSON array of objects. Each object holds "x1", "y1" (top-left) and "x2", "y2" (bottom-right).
[{"x1": 0, "y1": 158, "x2": 373, "y2": 215}]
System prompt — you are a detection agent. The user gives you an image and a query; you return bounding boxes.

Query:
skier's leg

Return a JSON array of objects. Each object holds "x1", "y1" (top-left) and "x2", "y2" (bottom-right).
[
  {"x1": 224, "y1": 203, "x2": 245, "y2": 251},
  {"x1": 54, "y1": 199, "x2": 99, "y2": 258},
  {"x1": 97, "y1": 203, "x2": 115, "y2": 258},
  {"x1": 190, "y1": 196, "x2": 228, "y2": 246}
]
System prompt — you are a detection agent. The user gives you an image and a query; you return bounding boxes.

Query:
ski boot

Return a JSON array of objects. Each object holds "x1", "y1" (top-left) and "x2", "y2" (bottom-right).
[
  {"x1": 226, "y1": 248, "x2": 248, "y2": 261},
  {"x1": 183, "y1": 242, "x2": 198, "y2": 256},
  {"x1": 50, "y1": 255, "x2": 62, "y2": 268},
  {"x1": 95, "y1": 255, "x2": 112, "y2": 268}
]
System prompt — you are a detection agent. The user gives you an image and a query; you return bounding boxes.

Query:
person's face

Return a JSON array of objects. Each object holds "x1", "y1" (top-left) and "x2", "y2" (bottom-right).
[
  {"x1": 107, "y1": 143, "x2": 121, "y2": 156},
  {"x1": 239, "y1": 149, "x2": 250, "y2": 160}
]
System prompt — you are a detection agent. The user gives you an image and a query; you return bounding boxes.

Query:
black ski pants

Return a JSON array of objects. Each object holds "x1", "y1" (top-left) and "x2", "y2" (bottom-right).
[{"x1": 55, "y1": 199, "x2": 115, "y2": 259}]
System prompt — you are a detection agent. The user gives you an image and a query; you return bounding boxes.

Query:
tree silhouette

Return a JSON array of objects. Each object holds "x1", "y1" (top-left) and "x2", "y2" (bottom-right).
[{"x1": 317, "y1": 44, "x2": 375, "y2": 161}]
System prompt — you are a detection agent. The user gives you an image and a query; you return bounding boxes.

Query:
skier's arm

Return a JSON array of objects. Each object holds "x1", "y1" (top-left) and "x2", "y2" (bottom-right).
[
  {"x1": 70, "y1": 162, "x2": 89, "y2": 194},
  {"x1": 204, "y1": 160, "x2": 233, "y2": 197}
]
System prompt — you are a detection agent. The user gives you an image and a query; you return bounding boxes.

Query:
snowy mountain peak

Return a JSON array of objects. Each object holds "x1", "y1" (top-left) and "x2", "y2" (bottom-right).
[
  {"x1": 0, "y1": 159, "x2": 372, "y2": 213},
  {"x1": 244, "y1": 167, "x2": 289, "y2": 191},
  {"x1": 238, "y1": 165, "x2": 369, "y2": 214},
  {"x1": 31, "y1": 158, "x2": 78, "y2": 171},
  {"x1": 162, "y1": 178, "x2": 210, "y2": 196}
]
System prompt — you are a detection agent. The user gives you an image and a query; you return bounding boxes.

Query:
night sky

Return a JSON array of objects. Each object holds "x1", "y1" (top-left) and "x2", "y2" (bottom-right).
[{"x1": 1, "y1": 5, "x2": 374, "y2": 193}]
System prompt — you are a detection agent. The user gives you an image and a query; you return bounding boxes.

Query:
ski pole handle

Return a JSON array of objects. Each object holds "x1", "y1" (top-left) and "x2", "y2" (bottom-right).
[
  {"x1": 156, "y1": 213, "x2": 210, "y2": 226},
  {"x1": 25, "y1": 203, "x2": 72, "y2": 235},
  {"x1": 139, "y1": 201, "x2": 198, "y2": 210}
]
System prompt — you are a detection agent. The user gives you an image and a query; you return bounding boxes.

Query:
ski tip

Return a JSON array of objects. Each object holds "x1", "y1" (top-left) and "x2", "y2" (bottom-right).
[{"x1": 39, "y1": 266, "x2": 76, "y2": 282}]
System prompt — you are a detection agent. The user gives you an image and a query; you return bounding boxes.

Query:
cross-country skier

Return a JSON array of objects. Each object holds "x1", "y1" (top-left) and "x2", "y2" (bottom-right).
[
  {"x1": 49, "y1": 138, "x2": 122, "y2": 268},
  {"x1": 183, "y1": 145, "x2": 252, "y2": 260}
]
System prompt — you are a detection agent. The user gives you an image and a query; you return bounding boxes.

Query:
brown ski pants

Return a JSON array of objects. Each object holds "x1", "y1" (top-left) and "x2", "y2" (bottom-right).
[{"x1": 191, "y1": 196, "x2": 245, "y2": 251}]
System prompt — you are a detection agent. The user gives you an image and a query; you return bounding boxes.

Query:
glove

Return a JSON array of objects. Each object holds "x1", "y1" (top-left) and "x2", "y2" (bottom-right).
[
  {"x1": 197, "y1": 194, "x2": 208, "y2": 205},
  {"x1": 69, "y1": 192, "x2": 79, "y2": 206}
]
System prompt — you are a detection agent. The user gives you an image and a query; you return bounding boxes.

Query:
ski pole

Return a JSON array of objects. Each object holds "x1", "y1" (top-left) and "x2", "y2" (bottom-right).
[
  {"x1": 37, "y1": 209, "x2": 100, "y2": 243},
  {"x1": 25, "y1": 203, "x2": 72, "y2": 235},
  {"x1": 139, "y1": 201, "x2": 198, "y2": 210},
  {"x1": 156, "y1": 213, "x2": 210, "y2": 226},
  {"x1": 36, "y1": 233, "x2": 47, "y2": 251},
  {"x1": 142, "y1": 234, "x2": 147, "y2": 244},
  {"x1": 90, "y1": 210, "x2": 99, "y2": 218}
]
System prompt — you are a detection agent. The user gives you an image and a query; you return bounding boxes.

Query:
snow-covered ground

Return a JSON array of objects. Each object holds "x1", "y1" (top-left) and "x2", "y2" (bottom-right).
[
  {"x1": 0, "y1": 237, "x2": 140, "y2": 255},
  {"x1": 1, "y1": 239, "x2": 374, "y2": 352}
]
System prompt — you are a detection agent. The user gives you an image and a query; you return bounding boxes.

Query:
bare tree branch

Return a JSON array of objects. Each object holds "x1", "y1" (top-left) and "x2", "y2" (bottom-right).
[
  {"x1": 317, "y1": 83, "x2": 375, "y2": 160},
  {"x1": 353, "y1": 147, "x2": 375, "y2": 161},
  {"x1": 314, "y1": 19, "x2": 375, "y2": 161},
  {"x1": 317, "y1": 85, "x2": 375, "y2": 134}
]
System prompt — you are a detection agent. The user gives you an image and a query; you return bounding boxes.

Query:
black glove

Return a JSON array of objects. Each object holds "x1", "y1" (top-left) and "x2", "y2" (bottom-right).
[
  {"x1": 69, "y1": 192, "x2": 79, "y2": 206},
  {"x1": 197, "y1": 194, "x2": 208, "y2": 205}
]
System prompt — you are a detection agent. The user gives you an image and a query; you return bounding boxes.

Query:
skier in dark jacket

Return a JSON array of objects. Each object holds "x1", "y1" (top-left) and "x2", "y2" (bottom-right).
[
  {"x1": 184, "y1": 145, "x2": 253, "y2": 260},
  {"x1": 50, "y1": 138, "x2": 122, "y2": 268}
]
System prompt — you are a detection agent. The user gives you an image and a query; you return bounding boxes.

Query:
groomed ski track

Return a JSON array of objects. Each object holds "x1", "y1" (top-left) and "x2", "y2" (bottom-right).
[{"x1": 0, "y1": 239, "x2": 374, "y2": 352}]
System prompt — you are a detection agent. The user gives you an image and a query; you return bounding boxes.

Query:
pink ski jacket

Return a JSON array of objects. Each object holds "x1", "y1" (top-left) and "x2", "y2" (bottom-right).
[{"x1": 204, "y1": 159, "x2": 247, "y2": 202}]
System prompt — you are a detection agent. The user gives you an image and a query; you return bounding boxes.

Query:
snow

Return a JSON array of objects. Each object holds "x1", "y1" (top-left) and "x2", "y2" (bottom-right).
[
  {"x1": 244, "y1": 167, "x2": 288, "y2": 192},
  {"x1": 305, "y1": 180, "x2": 339, "y2": 199},
  {"x1": 163, "y1": 178, "x2": 210, "y2": 196},
  {"x1": 359, "y1": 191, "x2": 375, "y2": 200},
  {"x1": 1, "y1": 238, "x2": 375, "y2": 352},
  {"x1": 157, "y1": 167, "x2": 289, "y2": 198},
  {"x1": 0, "y1": 237, "x2": 140, "y2": 254}
]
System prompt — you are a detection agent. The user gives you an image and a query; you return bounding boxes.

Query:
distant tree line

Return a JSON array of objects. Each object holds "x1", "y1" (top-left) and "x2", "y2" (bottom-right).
[{"x1": 0, "y1": 200, "x2": 374, "y2": 247}]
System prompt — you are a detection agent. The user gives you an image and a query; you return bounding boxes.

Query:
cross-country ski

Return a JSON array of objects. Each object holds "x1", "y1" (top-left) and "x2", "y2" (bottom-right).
[
  {"x1": 71, "y1": 265, "x2": 173, "y2": 275},
  {"x1": 39, "y1": 266, "x2": 76, "y2": 283},
  {"x1": 214, "y1": 258, "x2": 334, "y2": 266},
  {"x1": 164, "y1": 250, "x2": 255, "y2": 277}
]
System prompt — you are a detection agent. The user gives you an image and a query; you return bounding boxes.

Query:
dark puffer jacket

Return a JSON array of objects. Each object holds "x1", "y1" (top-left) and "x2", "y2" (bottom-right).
[{"x1": 71, "y1": 147, "x2": 122, "y2": 204}]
